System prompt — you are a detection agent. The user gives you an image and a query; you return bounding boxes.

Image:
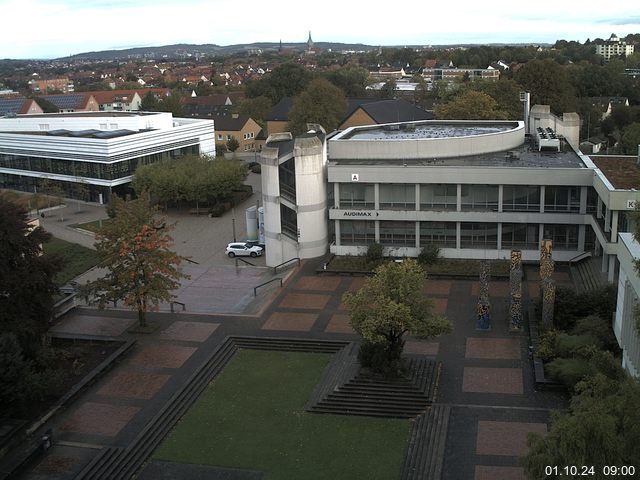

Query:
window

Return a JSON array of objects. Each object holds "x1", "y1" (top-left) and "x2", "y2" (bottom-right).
[
  {"x1": 420, "y1": 184, "x2": 456, "y2": 210},
  {"x1": 420, "y1": 222, "x2": 456, "y2": 247},
  {"x1": 502, "y1": 223, "x2": 539, "y2": 249},
  {"x1": 379, "y1": 184, "x2": 415, "y2": 210},
  {"x1": 544, "y1": 186, "x2": 580, "y2": 213},
  {"x1": 217, "y1": 134, "x2": 223, "y2": 141},
  {"x1": 460, "y1": 223, "x2": 498, "y2": 248},
  {"x1": 502, "y1": 186, "x2": 540, "y2": 212},
  {"x1": 339, "y1": 183, "x2": 374, "y2": 209},
  {"x1": 461, "y1": 185, "x2": 499, "y2": 211},
  {"x1": 544, "y1": 224, "x2": 578, "y2": 250},
  {"x1": 280, "y1": 204, "x2": 298, "y2": 240},
  {"x1": 340, "y1": 220, "x2": 375, "y2": 245},
  {"x1": 227, "y1": 135, "x2": 232, "y2": 141},
  {"x1": 379, "y1": 221, "x2": 415, "y2": 246},
  {"x1": 250, "y1": 132, "x2": 254, "y2": 138}
]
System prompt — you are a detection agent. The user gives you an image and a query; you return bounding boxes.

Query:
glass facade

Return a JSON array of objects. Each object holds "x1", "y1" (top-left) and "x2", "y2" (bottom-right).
[
  {"x1": 420, "y1": 184, "x2": 457, "y2": 210},
  {"x1": 379, "y1": 221, "x2": 415, "y2": 246},
  {"x1": 502, "y1": 185, "x2": 540, "y2": 212},
  {"x1": 379, "y1": 184, "x2": 415, "y2": 210},
  {"x1": 460, "y1": 222, "x2": 498, "y2": 248},
  {"x1": 0, "y1": 146, "x2": 199, "y2": 181},
  {"x1": 339, "y1": 183, "x2": 374, "y2": 209},
  {"x1": 502, "y1": 223, "x2": 539, "y2": 250},
  {"x1": 340, "y1": 220, "x2": 375, "y2": 245},
  {"x1": 544, "y1": 186, "x2": 580, "y2": 212},
  {"x1": 278, "y1": 158, "x2": 296, "y2": 203},
  {"x1": 420, "y1": 222, "x2": 456, "y2": 248},
  {"x1": 280, "y1": 204, "x2": 298, "y2": 240},
  {"x1": 544, "y1": 224, "x2": 578, "y2": 250},
  {"x1": 461, "y1": 185, "x2": 499, "y2": 211}
]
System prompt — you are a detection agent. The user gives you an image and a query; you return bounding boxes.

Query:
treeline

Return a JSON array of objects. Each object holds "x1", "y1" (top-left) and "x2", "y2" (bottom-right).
[{"x1": 131, "y1": 156, "x2": 247, "y2": 210}]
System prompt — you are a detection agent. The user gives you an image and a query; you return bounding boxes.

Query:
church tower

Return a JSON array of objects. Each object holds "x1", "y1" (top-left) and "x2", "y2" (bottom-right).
[{"x1": 307, "y1": 31, "x2": 314, "y2": 53}]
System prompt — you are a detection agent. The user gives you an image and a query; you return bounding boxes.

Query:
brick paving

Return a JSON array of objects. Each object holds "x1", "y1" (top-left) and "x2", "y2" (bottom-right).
[
  {"x1": 404, "y1": 340, "x2": 439, "y2": 356},
  {"x1": 324, "y1": 314, "x2": 354, "y2": 334},
  {"x1": 278, "y1": 292, "x2": 331, "y2": 310},
  {"x1": 423, "y1": 279, "x2": 452, "y2": 296},
  {"x1": 475, "y1": 465, "x2": 526, "y2": 480},
  {"x1": 97, "y1": 371, "x2": 171, "y2": 400},
  {"x1": 294, "y1": 276, "x2": 342, "y2": 291},
  {"x1": 129, "y1": 344, "x2": 197, "y2": 369},
  {"x1": 60, "y1": 402, "x2": 140, "y2": 436},
  {"x1": 462, "y1": 367, "x2": 524, "y2": 395},
  {"x1": 465, "y1": 338, "x2": 521, "y2": 360},
  {"x1": 476, "y1": 421, "x2": 547, "y2": 456},
  {"x1": 49, "y1": 315, "x2": 135, "y2": 336}
]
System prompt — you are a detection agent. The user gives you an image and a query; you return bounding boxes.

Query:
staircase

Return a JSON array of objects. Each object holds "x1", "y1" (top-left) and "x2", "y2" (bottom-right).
[{"x1": 570, "y1": 257, "x2": 608, "y2": 293}]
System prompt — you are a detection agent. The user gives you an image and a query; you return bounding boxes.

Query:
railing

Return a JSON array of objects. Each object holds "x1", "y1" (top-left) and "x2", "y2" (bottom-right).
[
  {"x1": 184, "y1": 258, "x2": 199, "y2": 265},
  {"x1": 170, "y1": 301, "x2": 186, "y2": 313},
  {"x1": 568, "y1": 251, "x2": 592, "y2": 263},
  {"x1": 254, "y1": 277, "x2": 283, "y2": 296},
  {"x1": 273, "y1": 257, "x2": 300, "y2": 274},
  {"x1": 52, "y1": 293, "x2": 77, "y2": 320}
]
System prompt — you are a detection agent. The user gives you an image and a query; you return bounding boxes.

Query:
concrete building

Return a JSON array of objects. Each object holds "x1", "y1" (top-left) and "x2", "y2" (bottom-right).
[
  {"x1": 614, "y1": 233, "x2": 640, "y2": 378},
  {"x1": 259, "y1": 107, "x2": 640, "y2": 285},
  {"x1": 0, "y1": 111, "x2": 215, "y2": 203},
  {"x1": 595, "y1": 34, "x2": 635, "y2": 60}
]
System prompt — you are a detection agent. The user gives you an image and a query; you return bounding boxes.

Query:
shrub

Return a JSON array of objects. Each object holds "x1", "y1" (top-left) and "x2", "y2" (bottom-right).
[
  {"x1": 365, "y1": 242, "x2": 384, "y2": 265},
  {"x1": 536, "y1": 328, "x2": 559, "y2": 361},
  {"x1": 572, "y1": 315, "x2": 618, "y2": 352},
  {"x1": 554, "y1": 333, "x2": 601, "y2": 357},
  {"x1": 553, "y1": 285, "x2": 617, "y2": 331},
  {"x1": 546, "y1": 357, "x2": 594, "y2": 389},
  {"x1": 417, "y1": 245, "x2": 440, "y2": 266}
]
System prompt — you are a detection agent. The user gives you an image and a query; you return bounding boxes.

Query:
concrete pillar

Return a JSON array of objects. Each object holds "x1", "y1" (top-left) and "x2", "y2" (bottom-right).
[
  {"x1": 608, "y1": 255, "x2": 616, "y2": 283},
  {"x1": 579, "y1": 186, "x2": 588, "y2": 215},
  {"x1": 333, "y1": 183, "x2": 340, "y2": 208},
  {"x1": 456, "y1": 184, "x2": 462, "y2": 212},
  {"x1": 497, "y1": 223, "x2": 503, "y2": 250},
  {"x1": 539, "y1": 185, "x2": 545, "y2": 213},
  {"x1": 456, "y1": 222, "x2": 461, "y2": 249},
  {"x1": 611, "y1": 211, "x2": 619, "y2": 242},
  {"x1": 498, "y1": 185, "x2": 503, "y2": 213},
  {"x1": 375, "y1": 220, "x2": 380, "y2": 243},
  {"x1": 605, "y1": 207, "x2": 611, "y2": 233},
  {"x1": 335, "y1": 220, "x2": 341, "y2": 246},
  {"x1": 415, "y1": 221, "x2": 420, "y2": 249},
  {"x1": 539, "y1": 224, "x2": 545, "y2": 245},
  {"x1": 597, "y1": 197, "x2": 603, "y2": 219},
  {"x1": 415, "y1": 183, "x2": 420, "y2": 211},
  {"x1": 578, "y1": 224, "x2": 586, "y2": 252},
  {"x1": 602, "y1": 252, "x2": 608, "y2": 273}
]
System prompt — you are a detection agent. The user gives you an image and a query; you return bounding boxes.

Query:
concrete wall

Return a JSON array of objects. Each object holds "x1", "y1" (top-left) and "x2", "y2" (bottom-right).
[
  {"x1": 614, "y1": 233, "x2": 640, "y2": 377},
  {"x1": 529, "y1": 105, "x2": 580, "y2": 150}
]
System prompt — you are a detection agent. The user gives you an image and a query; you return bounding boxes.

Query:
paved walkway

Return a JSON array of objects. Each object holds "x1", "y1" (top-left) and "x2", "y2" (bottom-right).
[{"x1": 22, "y1": 259, "x2": 569, "y2": 480}]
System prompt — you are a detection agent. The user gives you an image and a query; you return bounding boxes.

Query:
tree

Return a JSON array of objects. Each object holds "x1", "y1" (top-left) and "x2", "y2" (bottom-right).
[
  {"x1": 378, "y1": 77, "x2": 397, "y2": 99},
  {"x1": 435, "y1": 90, "x2": 508, "y2": 120},
  {"x1": 514, "y1": 58, "x2": 577, "y2": 115},
  {"x1": 226, "y1": 136, "x2": 240, "y2": 152},
  {"x1": 85, "y1": 195, "x2": 189, "y2": 327},
  {"x1": 0, "y1": 198, "x2": 61, "y2": 357},
  {"x1": 325, "y1": 65, "x2": 371, "y2": 97},
  {"x1": 619, "y1": 122, "x2": 640, "y2": 155},
  {"x1": 246, "y1": 62, "x2": 312, "y2": 104},
  {"x1": 522, "y1": 374, "x2": 640, "y2": 478},
  {"x1": 140, "y1": 91, "x2": 159, "y2": 111},
  {"x1": 342, "y1": 260, "x2": 452, "y2": 375},
  {"x1": 236, "y1": 95, "x2": 272, "y2": 127},
  {"x1": 287, "y1": 78, "x2": 347, "y2": 135}
]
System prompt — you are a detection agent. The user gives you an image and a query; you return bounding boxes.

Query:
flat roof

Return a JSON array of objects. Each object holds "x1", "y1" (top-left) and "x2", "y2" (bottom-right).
[
  {"x1": 338, "y1": 121, "x2": 518, "y2": 141},
  {"x1": 590, "y1": 155, "x2": 640, "y2": 190},
  {"x1": 0, "y1": 129, "x2": 144, "y2": 139},
  {"x1": 18, "y1": 111, "x2": 158, "y2": 118},
  {"x1": 331, "y1": 137, "x2": 586, "y2": 169}
]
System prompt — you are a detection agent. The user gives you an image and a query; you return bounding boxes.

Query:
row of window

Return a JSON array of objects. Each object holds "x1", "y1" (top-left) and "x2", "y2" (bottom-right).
[
  {"x1": 0, "y1": 146, "x2": 199, "y2": 181},
  {"x1": 339, "y1": 221, "x2": 579, "y2": 250},
  {"x1": 338, "y1": 183, "x2": 586, "y2": 213}
]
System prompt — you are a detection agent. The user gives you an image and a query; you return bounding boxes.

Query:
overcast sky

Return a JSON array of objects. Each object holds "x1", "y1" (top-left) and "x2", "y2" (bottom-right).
[{"x1": 2, "y1": 0, "x2": 639, "y2": 59}]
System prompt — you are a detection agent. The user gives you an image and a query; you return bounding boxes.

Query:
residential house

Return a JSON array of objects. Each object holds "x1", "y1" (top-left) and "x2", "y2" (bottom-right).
[
  {"x1": 0, "y1": 97, "x2": 44, "y2": 116},
  {"x1": 590, "y1": 97, "x2": 630, "y2": 120},
  {"x1": 29, "y1": 77, "x2": 74, "y2": 94},
  {"x1": 213, "y1": 113, "x2": 262, "y2": 152},
  {"x1": 338, "y1": 98, "x2": 434, "y2": 130},
  {"x1": 182, "y1": 95, "x2": 234, "y2": 118},
  {"x1": 38, "y1": 93, "x2": 99, "y2": 113},
  {"x1": 89, "y1": 91, "x2": 143, "y2": 111},
  {"x1": 596, "y1": 34, "x2": 635, "y2": 61}
]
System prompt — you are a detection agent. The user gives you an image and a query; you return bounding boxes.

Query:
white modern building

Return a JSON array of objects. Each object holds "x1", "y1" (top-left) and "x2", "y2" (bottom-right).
[
  {"x1": 614, "y1": 233, "x2": 640, "y2": 378},
  {"x1": 0, "y1": 111, "x2": 215, "y2": 202}
]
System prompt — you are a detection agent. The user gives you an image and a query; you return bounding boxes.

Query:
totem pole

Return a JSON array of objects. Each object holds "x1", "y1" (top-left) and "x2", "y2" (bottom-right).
[
  {"x1": 539, "y1": 239, "x2": 556, "y2": 326},
  {"x1": 509, "y1": 249, "x2": 523, "y2": 330},
  {"x1": 476, "y1": 260, "x2": 491, "y2": 330}
]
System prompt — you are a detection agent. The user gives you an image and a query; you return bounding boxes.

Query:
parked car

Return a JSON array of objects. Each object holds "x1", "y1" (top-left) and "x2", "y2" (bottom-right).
[{"x1": 226, "y1": 242, "x2": 263, "y2": 258}]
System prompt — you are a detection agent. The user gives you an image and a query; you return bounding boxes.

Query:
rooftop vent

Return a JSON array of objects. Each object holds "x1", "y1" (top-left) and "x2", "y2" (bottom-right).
[{"x1": 536, "y1": 127, "x2": 560, "y2": 152}]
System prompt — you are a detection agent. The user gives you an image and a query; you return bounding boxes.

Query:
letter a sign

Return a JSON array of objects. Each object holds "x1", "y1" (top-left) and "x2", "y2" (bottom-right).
[{"x1": 351, "y1": 173, "x2": 359, "y2": 182}]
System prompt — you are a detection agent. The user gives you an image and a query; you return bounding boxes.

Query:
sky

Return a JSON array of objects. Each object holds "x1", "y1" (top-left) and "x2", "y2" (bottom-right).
[{"x1": 1, "y1": 0, "x2": 639, "y2": 59}]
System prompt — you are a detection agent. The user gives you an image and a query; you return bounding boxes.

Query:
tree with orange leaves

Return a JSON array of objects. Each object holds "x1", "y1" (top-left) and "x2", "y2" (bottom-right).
[{"x1": 85, "y1": 194, "x2": 189, "y2": 327}]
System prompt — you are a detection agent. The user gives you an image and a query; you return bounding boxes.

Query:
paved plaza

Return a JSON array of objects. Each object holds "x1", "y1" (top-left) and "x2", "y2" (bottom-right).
[{"x1": 21, "y1": 256, "x2": 569, "y2": 480}]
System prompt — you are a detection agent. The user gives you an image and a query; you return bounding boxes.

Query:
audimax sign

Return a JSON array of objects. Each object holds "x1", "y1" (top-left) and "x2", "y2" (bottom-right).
[{"x1": 343, "y1": 211, "x2": 379, "y2": 217}]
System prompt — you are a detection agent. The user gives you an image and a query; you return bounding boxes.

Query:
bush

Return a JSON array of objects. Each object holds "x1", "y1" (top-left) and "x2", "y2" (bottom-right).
[
  {"x1": 365, "y1": 242, "x2": 384, "y2": 265},
  {"x1": 546, "y1": 357, "x2": 594, "y2": 389},
  {"x1": 572, "y1": 315, "x2": 618, "y2": 352},
  {"x1": 536, "y1": 328, "x2": 559, "y2": 361},
  {"x1": 554, "y1": 285, "x2": 617, "y2": 331},
  {"x1": 417, "y1": 245, "x2": 440, "y2": 266},
  {"x1": 554, "y1": 333, "x2": 601, "y2": 357}
]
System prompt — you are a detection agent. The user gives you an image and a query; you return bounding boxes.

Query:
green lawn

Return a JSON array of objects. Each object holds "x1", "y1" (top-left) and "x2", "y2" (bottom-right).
[
  {"x1": 72, "y1": 218, "x2": 111, "y2": 234},
  {"x1": 43, "y1": 237, "x2": 98, "y2": 285},
  {"x1": 155, "y1": 349, "x2": 410, "y2": 480}
]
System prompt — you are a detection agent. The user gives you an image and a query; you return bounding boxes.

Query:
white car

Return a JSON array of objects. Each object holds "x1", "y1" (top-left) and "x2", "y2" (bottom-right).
[{"x1": 226, "y1": 242, "x2": 264, "y2": 258}]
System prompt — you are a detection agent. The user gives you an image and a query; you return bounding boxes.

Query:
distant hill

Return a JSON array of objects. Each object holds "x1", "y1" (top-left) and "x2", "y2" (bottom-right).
[
  {"x1": 58, "y1": 41, "x2": 551, "y2": 61},
  {"x1": 60, "y1": 42, "x2": 380, "y2": 61}
]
